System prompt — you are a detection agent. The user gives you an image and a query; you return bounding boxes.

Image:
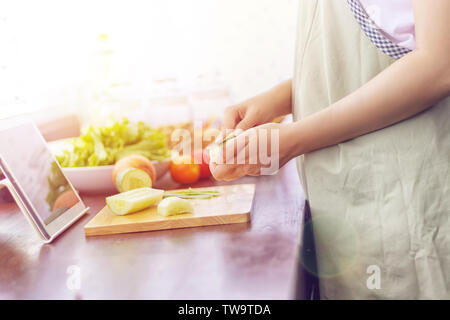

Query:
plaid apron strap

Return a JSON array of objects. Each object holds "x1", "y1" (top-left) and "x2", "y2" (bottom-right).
[{"x1": 347, "y1": 0, "x2": 412, "y2": 59}]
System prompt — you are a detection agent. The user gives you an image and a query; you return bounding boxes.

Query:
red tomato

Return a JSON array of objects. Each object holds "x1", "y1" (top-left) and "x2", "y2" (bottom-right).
[
  {"x1": 193, "y1": 149, "x2": 212, "y2": 179},
  {"x1": 170, "y1": 156, "x2": 201, "y2": 184}
]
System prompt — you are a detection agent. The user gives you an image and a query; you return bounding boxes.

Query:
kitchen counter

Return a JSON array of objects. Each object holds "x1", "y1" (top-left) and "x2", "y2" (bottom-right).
[{"x1": 0, "y1": 160, "x2": 307, "y2": 299}]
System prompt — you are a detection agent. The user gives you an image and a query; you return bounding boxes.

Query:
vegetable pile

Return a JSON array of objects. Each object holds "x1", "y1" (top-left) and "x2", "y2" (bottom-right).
[{"x1": 56, "y1": 118, "x2": 171, "y2": 167}]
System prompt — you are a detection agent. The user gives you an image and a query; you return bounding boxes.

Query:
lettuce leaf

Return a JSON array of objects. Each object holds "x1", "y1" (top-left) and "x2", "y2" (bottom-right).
[{"x1": 56, "y1": 118, "x2": 171, "y2": 167}]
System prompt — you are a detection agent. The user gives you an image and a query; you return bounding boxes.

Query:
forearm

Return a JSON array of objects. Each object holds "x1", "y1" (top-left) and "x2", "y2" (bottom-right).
[
  {"x1": 266, "y1": 79, "x2": 293, "y2": 118},
  {"x1": 289, "y1": 50, "x2": 450, "y2": 156}
]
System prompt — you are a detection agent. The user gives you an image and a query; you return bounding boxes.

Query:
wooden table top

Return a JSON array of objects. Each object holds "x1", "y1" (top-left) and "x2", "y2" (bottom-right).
[{"x1": 0, "y1": 159, "x2": 305, "y2": 299}]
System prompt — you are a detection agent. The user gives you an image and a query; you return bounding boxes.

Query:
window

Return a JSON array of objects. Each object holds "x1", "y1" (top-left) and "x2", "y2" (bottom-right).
[{"x1": 0, "y1": 0, "x2": 297, "y2": 123}]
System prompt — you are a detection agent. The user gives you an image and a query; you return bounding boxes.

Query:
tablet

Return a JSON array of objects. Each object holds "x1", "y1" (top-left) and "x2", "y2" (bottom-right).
[{"x1": 0, "y1": 118, "x2": 88, "y2": 242}]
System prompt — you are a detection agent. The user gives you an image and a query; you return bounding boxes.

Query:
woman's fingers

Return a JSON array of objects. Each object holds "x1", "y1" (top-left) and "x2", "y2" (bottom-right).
[
  {"x1": 209, "y1": 129, "x2": 260, "y2": 181},
  {"x1": 219, "y1": 128, "x2": 245, "y2": 164},
  {"x1": 211, "y1": 162, "x2": 235, "y2": 181},
  {"x1": 222, "y1": 105, "x2": 240, "y2": 130},
  {"x1": 209, "y1": 162, "x2": 243, "y2": 181},
  {"x1": 246, "y1": 165, "x2": 261, "y2": 176},
  {"x1": 213, "y1": 132, "x2": 224, "y2": 145},
  {"x1": 222, "y1": 104, "x2": 258, "y2": 132},
  {"x1": 235, "y1": 114, "x2": 255, "y2": 130},
  {"x1": 209, "y1": 123, "x2": 285, "y2": 181},
  {"x1": 209, "y1": 162, "x2": 225, "y2": 180},
  {"x1": 212, "y1": 127, "x2": 258, "y2": 166}
]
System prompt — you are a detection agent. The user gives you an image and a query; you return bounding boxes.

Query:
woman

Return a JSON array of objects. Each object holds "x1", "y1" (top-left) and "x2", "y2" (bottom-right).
[{"x1": 210, "y1": 0, "x2": 450, "y2": 299}]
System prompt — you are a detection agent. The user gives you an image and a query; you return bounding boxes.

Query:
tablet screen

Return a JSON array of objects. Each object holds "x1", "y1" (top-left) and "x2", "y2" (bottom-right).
[{"x1": 0, "y1": 121, "x2": 81, "y2": 225}]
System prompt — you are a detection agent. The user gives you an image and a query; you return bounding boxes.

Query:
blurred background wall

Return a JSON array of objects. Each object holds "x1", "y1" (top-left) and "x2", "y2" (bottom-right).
[{"x1": 0, "y1": 0, "x2": 298, "y2": 124}]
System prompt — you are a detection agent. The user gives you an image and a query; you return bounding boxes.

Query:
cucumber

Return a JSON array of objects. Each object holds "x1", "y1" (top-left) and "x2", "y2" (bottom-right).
[
  {"x1": 106, "y1": 187, "x2": 164, "y2": 215},
  {"x1": 116, "y1": 168, "x2": 152, "y2": 192},
  {"x1": 157, "y1": 197, "x2": 193, "y2": 216}
]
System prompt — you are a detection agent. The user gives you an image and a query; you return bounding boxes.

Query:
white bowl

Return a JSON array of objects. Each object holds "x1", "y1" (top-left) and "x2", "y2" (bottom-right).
[
  {"x1": 62, "y1": 161, "x2": 170, "y2": 194},
  {"x1": 48, "y1": 139, "x2": 171, "y2": 194}
]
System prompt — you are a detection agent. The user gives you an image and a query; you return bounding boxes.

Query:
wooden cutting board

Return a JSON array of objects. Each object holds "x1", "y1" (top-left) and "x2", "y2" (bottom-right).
[{"x1": 84, "y1": 184, "x2": 255, "y2": 236}]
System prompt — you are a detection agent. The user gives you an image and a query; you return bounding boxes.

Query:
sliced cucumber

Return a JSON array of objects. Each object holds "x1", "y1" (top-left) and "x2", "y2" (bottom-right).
[
  {"x1": 106, "y1": 187, "x2": 164, "y2": 215},
  {"x1": 157, "y1": 197, "x2": 193, "y2": 217},
  {"x1": 116, "y1": 168, "x2": 152, "y2": 192}
]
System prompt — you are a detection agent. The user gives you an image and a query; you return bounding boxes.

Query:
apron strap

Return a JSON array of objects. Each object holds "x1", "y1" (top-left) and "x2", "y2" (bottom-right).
[{"x1": 347, "y1": 0, "x2": 412, "y2": 59}]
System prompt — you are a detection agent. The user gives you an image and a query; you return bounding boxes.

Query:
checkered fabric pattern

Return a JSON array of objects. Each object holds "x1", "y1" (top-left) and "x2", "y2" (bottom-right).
[{"x1": 347, "y1": 0, "x2": 412, "y2": 59}]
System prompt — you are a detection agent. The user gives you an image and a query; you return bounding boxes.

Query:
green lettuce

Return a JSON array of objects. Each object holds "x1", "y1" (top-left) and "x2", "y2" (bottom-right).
[{"x1": 56, "y1": 118, "x2": 171, "y2": 167}]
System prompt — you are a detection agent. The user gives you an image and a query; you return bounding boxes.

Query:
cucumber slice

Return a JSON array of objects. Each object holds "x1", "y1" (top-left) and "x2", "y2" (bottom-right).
[
  {"x1": 208, "y1": 144, "x2": 221, "y2": 164},
  {"x1": 116, "y1": 168, "x2": 152, "y2": 192},
  {"x1": 157, "y1": 197, "x2": 193, "y2": 217},
  {"x1": 207, "y1": 132, "x2": 237, "y2": 163},
  {"x1": 106, "y1": 187, "x2": 164, "y2": 215}
]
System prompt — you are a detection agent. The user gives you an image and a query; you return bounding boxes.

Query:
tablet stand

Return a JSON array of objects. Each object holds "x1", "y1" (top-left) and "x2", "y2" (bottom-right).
[{"x1": 0, "y1": 177, "x2": 47, "y2": 240}]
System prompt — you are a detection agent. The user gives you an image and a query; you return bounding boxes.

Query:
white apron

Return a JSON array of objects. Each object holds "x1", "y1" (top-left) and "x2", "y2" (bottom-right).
[{"x1": 293, "y1": 0, "x2": 450, "y2": 299}]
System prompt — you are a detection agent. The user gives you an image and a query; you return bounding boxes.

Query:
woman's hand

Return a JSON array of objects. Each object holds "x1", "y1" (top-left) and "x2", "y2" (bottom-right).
[
  {"x1": 222, "y1": 80, "x2": 292, "y2": 131},
  {"x1": 210, "y1": 122, "x2": 298, "y2": 181}
]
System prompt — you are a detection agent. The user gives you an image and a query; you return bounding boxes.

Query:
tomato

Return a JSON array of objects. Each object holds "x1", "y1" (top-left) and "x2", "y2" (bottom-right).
[
  {"x1": 193, "y1": 149, "x2": 212, "y2": 179},
  {"x1": 170, "y1": 156, "x2": 201, "y2": 184}
]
